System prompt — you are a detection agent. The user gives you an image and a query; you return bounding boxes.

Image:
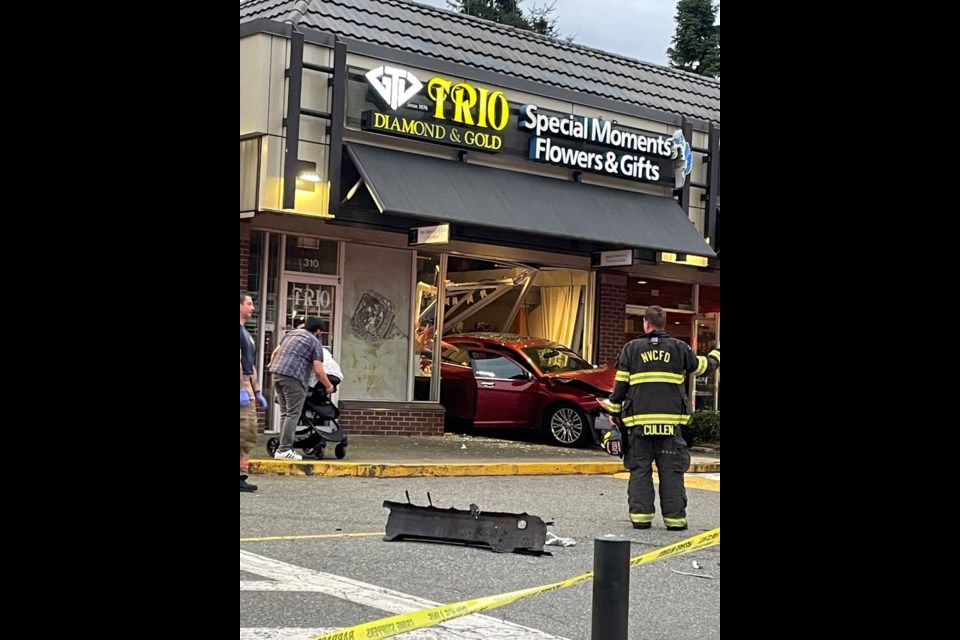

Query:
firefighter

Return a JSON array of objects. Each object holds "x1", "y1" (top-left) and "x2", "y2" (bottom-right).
[{"x1": 604, "y1": 305, "x2": 720, "y2": 531}]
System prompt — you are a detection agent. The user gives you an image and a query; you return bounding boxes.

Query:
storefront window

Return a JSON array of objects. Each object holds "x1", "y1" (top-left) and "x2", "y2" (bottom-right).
[
  {"x1": 340, "y1": 244, "x2": 412, "y2": 401},
  {"x1": 508, "y1": 270, "x2": 586, "y2": 354},
  {"x1": 439, "y1": 257, "x2": 588, "y2": 352},
  {"x1": 625, "y1": 278, "x2": 695, "y2": 344},
  {"x1": 695, "y1": 285, "x2": 720, "y2": 410},
  {"x1": 443, "y1": 256, "x2": 525, "y2": 335},
  {"x1": 284, "y1": 235, "x2": 338, "y2": 275},
  {"x1": 246, "y1": 230, "x2": 264, "y2": 339},
  {"x1": 246, "y1": 231, "x2": 281, "y2": 365},
  {"x1": 628, "y1": 278, "x2": 694, "y2": 311},
  {"x1": 247, "y1": 230, "x2": 281, "y2": 431},
  {"x1": 413, "y1": 252, "x2": 445, "y2": 401},
  {"x1": 258, "y1": 233, "x2": 281, "y2": 368},
  {"x1": 283, "y1": 281, "x2": 336, "y2": 349}
]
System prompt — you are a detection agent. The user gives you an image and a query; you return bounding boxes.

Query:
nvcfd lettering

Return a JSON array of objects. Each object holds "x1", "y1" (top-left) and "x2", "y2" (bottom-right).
[{"x1": 640, "y1": 350, "x2": 671, "y2": 363}]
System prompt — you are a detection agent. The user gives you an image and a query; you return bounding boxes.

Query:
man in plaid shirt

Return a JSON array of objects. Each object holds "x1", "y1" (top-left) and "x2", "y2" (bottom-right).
[{"x1": 268, "y1": 317, "x2": 336, "y2": 460}]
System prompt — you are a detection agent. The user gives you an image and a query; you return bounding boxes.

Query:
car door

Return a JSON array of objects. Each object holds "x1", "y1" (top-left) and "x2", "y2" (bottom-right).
[{"x1": 469, "y1": 350, "x2": 538, "y2": 427}]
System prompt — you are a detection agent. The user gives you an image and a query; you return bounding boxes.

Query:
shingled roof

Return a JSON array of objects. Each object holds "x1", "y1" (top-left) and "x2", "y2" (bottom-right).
[{"x1": 240, "y1": 0, "x2": 720, "y2": 125}]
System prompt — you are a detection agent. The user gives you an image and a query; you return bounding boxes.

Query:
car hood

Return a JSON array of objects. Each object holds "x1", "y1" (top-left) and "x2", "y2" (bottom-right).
[{"x1": 546, "y1": 366, "x2": 616, "y2": 393}]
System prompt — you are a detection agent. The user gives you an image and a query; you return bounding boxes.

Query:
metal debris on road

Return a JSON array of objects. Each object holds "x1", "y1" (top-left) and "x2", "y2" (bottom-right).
[
  {"x1": 383, "y1": 493, "x2": 548, "y2": 554},
  {"x1": 670, "y1": 569, "x2": 714, "y2": 579},
  {"x1": 545, "y1": 532, "x2": 576, "y2": 547}
]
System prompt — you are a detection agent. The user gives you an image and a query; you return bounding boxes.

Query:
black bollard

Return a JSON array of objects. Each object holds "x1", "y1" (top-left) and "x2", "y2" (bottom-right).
[{"x1": 591, "y1": 536, "x2": 630, "y2": 640}]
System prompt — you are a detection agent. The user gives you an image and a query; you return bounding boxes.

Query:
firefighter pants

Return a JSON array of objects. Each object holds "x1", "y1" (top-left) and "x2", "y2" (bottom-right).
[{"x1": 623, "y1": 428, "x2": 691, "y2": 526}]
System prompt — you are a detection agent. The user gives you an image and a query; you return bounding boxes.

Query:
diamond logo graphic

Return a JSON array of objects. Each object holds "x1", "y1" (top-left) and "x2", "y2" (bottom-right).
[{"x1": 365, "y1": 66, "x2": 423, "y2": 111}]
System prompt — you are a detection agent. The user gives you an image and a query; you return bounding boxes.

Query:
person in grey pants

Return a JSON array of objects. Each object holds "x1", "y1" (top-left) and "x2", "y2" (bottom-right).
[{"x1": 267, "y1": 317, "x2": 336, "y2": 460}]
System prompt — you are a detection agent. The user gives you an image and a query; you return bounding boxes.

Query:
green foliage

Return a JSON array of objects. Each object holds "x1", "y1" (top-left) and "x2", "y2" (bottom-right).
[
  {"x1": 447, "y1": 0, "x2": 570, "y2": 40},
  {"x1": 667, "y1": 0, "x2": 720, "y2": 79},
  {"x1": 685, "y1": 409, "x2": 720, "y2": 445}
]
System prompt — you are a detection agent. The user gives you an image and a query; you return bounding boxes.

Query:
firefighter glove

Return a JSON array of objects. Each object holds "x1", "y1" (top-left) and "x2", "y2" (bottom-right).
[{"x1": 602, "y1": 426, "x2": 623, "y2": 457}]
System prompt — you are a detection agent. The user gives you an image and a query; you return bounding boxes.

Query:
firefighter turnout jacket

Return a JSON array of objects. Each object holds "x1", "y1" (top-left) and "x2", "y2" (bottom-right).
[{"x1": 607, "y1": 332, "x2": 720, "y2": 436}]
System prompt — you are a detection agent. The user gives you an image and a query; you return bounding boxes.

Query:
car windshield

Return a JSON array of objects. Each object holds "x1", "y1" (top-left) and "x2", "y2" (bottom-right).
[{"x1": 521, "y1": 345, "x2": 593, "y2": 373}]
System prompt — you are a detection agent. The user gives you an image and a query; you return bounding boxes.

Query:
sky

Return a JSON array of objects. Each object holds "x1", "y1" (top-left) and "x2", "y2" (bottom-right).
[{"x1": 411, "y1": 0, "x2": 711, "y2": 66}]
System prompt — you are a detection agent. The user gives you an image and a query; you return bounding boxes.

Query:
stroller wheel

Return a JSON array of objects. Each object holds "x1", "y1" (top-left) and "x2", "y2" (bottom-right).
[
  {"x1": 335, "y1": 443, "x2": 347, "y2": 459},
  {"x1": 266, "y1": 437, "x2": 279, "y2": 457},
  {"x1": 313, "y1": 446, "x2": 325, "y2": 460}
]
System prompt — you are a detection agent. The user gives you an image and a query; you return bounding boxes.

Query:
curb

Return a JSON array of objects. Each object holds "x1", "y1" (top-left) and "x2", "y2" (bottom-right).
[{"x1": 248, "y1": 459, "x2": 720, "y2": 477}]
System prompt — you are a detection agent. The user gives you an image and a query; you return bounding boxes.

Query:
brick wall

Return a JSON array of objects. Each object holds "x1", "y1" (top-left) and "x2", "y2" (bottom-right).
[
  {"x1": 597, "y1": 272, "x2": 627, "y2": 365},
  {"x1": 339, "y1": 402, "x2": 445, "y2": 436}
]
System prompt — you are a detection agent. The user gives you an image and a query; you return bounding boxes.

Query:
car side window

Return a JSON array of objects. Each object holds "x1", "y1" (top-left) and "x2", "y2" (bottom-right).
[
  {"x1": 469, "y1": 351, "x2": 527, "y2": 380},
  {"x1": 441, "y1": 345, "x2": 471, "y2": 366}
]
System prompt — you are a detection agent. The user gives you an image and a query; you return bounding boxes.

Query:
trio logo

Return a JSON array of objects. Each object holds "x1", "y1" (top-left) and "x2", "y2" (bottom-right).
[{"x1": 365, "y1": 66, "x2": 423, "y2": 110}]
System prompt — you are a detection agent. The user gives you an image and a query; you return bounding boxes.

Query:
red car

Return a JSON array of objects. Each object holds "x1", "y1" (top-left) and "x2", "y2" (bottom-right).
[{"x1": 429, "y1": 334, "x2": 616, "y2": 447}]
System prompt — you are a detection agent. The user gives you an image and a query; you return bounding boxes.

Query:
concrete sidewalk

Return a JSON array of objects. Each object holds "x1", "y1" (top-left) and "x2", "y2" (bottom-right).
[{"x1": 248, "y1": 432, "x2": 720, "y2": 477}]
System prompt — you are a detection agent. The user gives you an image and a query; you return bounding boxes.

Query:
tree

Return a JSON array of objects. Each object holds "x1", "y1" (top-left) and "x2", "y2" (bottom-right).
[
  {"x1": 527, "y1": 2, "x2": 565, "y2": 40},
  {"x1": 447, "y1": 0, "x2": 570, "y2": 40},
  {"x1": 667, "y1": 0, "x2": 720, "y2": 79}
]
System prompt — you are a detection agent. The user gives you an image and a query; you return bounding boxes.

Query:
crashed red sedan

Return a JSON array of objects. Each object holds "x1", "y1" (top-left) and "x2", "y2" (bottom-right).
[{"x1": 429, "y1": 333, "x2": 616, "y2": 447}]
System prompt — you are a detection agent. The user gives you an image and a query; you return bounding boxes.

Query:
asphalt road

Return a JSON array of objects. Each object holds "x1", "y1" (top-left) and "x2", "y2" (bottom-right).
[{"x1": 240, "y1": 474, "x2": 720, "y2": 639}]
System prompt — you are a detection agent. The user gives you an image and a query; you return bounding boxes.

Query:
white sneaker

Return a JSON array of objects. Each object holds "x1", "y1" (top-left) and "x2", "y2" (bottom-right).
[{"x1": 274, "y1": 449, "x2": 303, "y2": 461}]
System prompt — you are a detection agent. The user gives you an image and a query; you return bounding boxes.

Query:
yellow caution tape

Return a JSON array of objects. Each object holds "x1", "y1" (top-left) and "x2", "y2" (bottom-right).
[{"x1": 312, "y1": 527, "x2": 720, "y2": 640}]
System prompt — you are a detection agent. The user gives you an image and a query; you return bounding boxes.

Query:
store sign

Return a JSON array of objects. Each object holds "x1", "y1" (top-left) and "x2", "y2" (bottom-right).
[
  {"x1": 362, "y1": 65, "x2": 509, "y2": 153},
  {"x1": 366, "y1": 66, "x2": 423, "y2": 110},
  {"x1": 408, "y1": 223, "x2": 450, "y2": 246},
  {"x1": 660, "y1": 252, "x2": 708, "y2": 267},
  {"x1": 592, "y1": 249, "x2": 634, "y2": 268},
  {"x1": 362, "y1": 111, "x2": 504, "y2": 151},
  {"x1": 518, "y1": 104, "x2": 687, "y2": 186},
  {"x1": 356, "y1": 65, "x2": 690, "y2": 187}
]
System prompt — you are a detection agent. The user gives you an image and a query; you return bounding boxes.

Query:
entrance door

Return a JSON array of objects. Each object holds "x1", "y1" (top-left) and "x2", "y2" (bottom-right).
[
  {"x1": 280, "y1": 277, "x2": 338, "y2": 348},
  {"x1": 268, "y1": 275, "x2": 340, "y2": 432}
]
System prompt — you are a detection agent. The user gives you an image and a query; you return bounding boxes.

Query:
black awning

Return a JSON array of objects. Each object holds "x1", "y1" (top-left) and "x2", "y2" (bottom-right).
[{"x1": 345, "y1": 144, "x2": 716, "y2": 258}]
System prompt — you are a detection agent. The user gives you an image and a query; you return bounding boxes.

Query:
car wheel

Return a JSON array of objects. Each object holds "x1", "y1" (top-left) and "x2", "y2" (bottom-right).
[{"x1": 543, "y1": 404, "x2": 591, "y2": 448}]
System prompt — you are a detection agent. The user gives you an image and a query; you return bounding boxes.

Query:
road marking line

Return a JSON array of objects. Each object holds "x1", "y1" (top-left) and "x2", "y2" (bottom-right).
[
  {"x1": 240, "y1": 551, "x2": 569, "y2": 640},
  {"x1": 611, "y1": 472, "x2": 720, "y2": 492},
  {"x1": 241, "y1": 532, "x2": 383, "y2": 542},
  {"x1": 240, "y1": 628, "x2": 451, "y2": 639}
]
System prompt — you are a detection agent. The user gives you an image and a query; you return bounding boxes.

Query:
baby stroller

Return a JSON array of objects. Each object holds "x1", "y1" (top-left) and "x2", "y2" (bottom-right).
[{"x1": 266, "y1": 381, "x2": 349, "y2": 460}]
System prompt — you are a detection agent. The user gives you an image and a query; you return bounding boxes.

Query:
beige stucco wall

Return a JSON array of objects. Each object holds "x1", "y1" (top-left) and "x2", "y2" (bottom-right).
[{"x1": 241, "y1": 33, "x2": 333, "y2": 216}]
